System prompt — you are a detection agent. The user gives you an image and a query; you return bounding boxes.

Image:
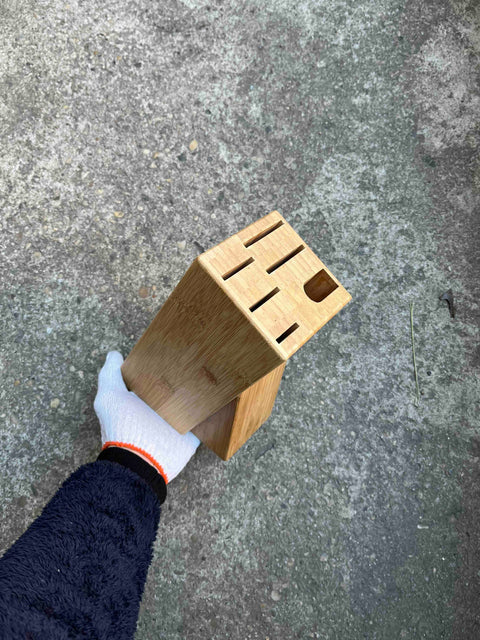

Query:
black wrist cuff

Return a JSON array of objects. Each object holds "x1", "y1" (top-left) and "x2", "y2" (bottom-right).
[{"x1": 97, "y1": 446, "x2": 167, "y2": 504}]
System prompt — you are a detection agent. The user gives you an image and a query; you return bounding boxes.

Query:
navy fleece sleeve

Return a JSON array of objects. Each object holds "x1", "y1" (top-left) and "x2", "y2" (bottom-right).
[{"x1": 0, "y1": 459, "x2": 161, "y2": 639}]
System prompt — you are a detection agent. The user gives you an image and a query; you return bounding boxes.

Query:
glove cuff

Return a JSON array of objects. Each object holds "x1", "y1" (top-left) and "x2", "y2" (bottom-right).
[
  {"x1": 97, "y1": 445, "x2": 167, "y2": 504},
  {"x1": 100, "y1": 441, "x2": 169, "y2": 484}
]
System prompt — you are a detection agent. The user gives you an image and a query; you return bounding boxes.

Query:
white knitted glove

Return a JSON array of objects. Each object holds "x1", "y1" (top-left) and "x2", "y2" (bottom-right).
[{"x1": 94, "y1": 351, "x2": 200, "y2": 484}]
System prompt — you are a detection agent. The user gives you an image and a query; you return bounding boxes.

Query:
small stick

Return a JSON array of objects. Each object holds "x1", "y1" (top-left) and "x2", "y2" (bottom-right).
[{"x1": 410, "y1": 302, "x2": 420, "y2": 407}]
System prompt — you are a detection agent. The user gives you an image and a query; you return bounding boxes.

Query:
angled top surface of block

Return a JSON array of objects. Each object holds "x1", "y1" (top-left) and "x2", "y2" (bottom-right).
[{"x1": 198, "y1": 211, "x2": 351, "y2": 360}]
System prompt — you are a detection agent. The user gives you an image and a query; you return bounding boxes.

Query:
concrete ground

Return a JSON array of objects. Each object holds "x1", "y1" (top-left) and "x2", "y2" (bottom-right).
[{"x1": 1, "y1": 0, "x2": 479, "y2": 637}]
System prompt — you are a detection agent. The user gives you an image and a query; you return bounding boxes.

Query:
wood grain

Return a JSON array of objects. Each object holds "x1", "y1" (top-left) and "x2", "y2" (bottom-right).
[
  {"x1": 192, "y1": 363, "x2": 286, "y2": 460},
  {"x1": 201, "y1": 210, "x2": 351, "y2": 359},
  {"x1": 121, "y1": 210, "x2": 351, "y2": 452},
  {"x1": 121, "y1": 259, "x2": 284, "y2": 434}
]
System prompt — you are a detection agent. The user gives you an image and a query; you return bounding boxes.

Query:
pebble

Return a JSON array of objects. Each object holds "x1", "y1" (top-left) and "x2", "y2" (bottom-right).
[
  {"x1": 114, "y1": 211, "x2": 124, "y2": 218},
  {"x1": 138, "y1": 286, "x2": 149, "y2": 298},
  {"x1": 69, "y1": 365, "x2": 75, "y2": 372},
  {"x1": 320, "y1": 554, "x2": 328, "y2": 562},
  {"x1": 50, "y1": 398, "x2": 60, "y2": 409},
  {"x1": 189, "y1": 139, "x2": 198, "y2": 152},
  {"x1": 270, "y1": 590, "x2": 281, "y2": 601},
  {"x1": 177, "y1": 240, "x2": 186, "y2": 251},
  {"x1": 14, "y1": 380, "x2": 20, "y2": 386}
]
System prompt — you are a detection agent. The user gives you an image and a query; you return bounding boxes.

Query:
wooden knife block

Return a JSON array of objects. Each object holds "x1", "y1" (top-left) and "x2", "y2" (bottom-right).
[{"x1": 121, "y1": 211, "x2": 351, "y2": 460}]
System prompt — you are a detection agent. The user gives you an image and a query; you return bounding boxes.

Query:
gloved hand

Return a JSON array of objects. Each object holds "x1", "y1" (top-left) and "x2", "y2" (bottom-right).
[{"x1": 94, "y1": 351, "x2": 200, "y2": 484}]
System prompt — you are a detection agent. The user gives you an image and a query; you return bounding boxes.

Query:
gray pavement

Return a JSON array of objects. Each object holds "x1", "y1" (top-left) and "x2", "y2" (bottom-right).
[{"x1": 1, "y1": 0, "x2": 479, "y2": 638}]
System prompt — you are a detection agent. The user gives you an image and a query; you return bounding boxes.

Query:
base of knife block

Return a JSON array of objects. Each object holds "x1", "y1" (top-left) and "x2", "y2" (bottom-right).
[{"x1": 192, "y1": 363, "x2": 286, "y2": 460}]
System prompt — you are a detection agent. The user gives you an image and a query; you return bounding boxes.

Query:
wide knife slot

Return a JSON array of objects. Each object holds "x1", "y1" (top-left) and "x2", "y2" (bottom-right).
[
  {"x1": 222, "y1": 257, "x2": 254, "y2": 280},
  {"x1": 266, "y1": 245, "x2": 305, "y2": 274},
  {"x1": 249, "y1": 287, "x2": 280, "y2": 312},
  {"x1": 243, "y1": 220, "x2": 284, "y2": 247}
]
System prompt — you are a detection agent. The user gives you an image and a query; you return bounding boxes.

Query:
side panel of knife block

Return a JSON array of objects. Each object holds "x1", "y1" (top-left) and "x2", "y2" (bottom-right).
[
  {"x1": 121, "y1": 258, "x2": 284, "y2": 434},
  {"x1": 121, "y1": 210, "x2": 351, "y2": 444},
  {"x1": 192, "y1": 363, "x2": 286, "y2": 460}
]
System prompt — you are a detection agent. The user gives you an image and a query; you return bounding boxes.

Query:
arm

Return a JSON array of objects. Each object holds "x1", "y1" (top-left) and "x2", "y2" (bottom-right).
[
  {"x1": 0, "y1": 457, "x2": 162, "y2": 640},
  {"x1": 0, "y1": 351, "x2": 199, "y2": 639}
]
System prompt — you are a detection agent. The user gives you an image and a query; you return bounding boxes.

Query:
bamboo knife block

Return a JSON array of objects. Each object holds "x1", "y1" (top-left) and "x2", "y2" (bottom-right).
[{"x1": 122, "y1": 211, "x2": 351, "y2": 459}]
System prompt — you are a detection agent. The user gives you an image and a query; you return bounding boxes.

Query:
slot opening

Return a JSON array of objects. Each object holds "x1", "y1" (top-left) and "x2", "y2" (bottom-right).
[
  {"x1": 249, "y1": 287, "x2": 280, "y2": 312},
  {"x1": 222, "y1": 257, "x2": 254, "y2": 280},
  {"x1": 244, "y1": 220, "x2": 284, "y2": 247},
  {"x1": 304, "y1": 269, "x2": 338, "y2": 302},
  {"x1": 276, "y1": 323, "x2": 299, "y2": 344},
  {"x1": 266, "y1": 245, "x2": 305, "y2": 274}
]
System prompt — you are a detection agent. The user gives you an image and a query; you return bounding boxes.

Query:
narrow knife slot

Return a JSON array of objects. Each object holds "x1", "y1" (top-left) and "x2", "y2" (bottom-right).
[
  {"x1": 243, "y1": 220, "x2": 284, "y2": 247},
  {"x1": 266, "y1": 245, "x2": 305, "y2": 274},
  {"x1": 222, "y1": 257, "x2": 254, "y2": 280},
  {"x1": 249, "y1": 287, "x2": 280, "y2": 312},
  {"x1": 276, "y1": 323, "x2": 299, "y2": 344}
]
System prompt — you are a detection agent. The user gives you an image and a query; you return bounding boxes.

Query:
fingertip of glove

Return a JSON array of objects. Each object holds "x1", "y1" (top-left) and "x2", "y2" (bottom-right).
[
  {"x1": 98, "y1": 351, "x2": 127, "y2": 391},
  {"x1": 106, "y1": 350, "x2": 124, "y2": 365}
]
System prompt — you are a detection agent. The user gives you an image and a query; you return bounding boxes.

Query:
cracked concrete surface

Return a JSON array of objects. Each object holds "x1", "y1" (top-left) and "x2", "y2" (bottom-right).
[{"x1": 0, "y1": 0, "x2": 479, "y2": 638}]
